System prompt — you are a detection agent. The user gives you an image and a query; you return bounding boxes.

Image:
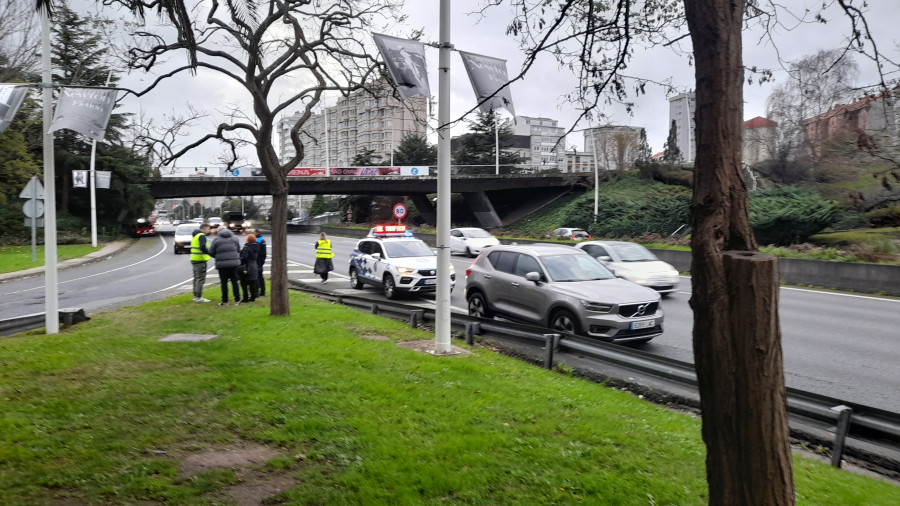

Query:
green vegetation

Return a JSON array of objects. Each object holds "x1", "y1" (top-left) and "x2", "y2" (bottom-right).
[
  {"x1": 1, "y1": 292, "x2": 897, "y2": 504},
  {"x1": 0, "y1": 244, "x2": 104, "y2": 274},
  {"x1": 749, "y1": 186, "x2": 841, "y2": 246}
]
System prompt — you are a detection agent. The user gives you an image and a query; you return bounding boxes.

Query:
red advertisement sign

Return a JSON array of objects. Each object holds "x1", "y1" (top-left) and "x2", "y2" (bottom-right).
[{"x1": 287, "y1": 167, "x2": 412, "y2": 177}]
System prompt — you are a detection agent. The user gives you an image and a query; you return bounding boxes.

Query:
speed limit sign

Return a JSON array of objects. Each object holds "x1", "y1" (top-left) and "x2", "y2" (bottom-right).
[{"x1": 392, "y1": 203, "x2": 407, "y2": 220}]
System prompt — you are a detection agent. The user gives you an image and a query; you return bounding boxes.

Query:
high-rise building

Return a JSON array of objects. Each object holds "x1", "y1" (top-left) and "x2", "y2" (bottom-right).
[
  {"x1": 668, "y1": 92, "x2": 696, "y2": 163},
  {"x1": 511, "y1": 115, "x2": 567, "y2": 171},
  {"x1": 276, "y1": 81, "x2": 427, "y2": 167}
]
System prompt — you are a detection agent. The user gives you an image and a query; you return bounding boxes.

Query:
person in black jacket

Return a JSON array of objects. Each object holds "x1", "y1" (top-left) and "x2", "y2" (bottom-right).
[
  {"x1": 207, "y1": 228, "x2": 242, "y2": 305},
  {"x1": 252, "y1": 229, "x2": 266, "y2": 296},
  {"x1": 239, "y1": 233, "x2": 260, "y2": 302}
]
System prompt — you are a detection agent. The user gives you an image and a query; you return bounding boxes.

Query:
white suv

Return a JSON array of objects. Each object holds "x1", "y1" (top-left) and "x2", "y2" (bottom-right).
[{"x1": 349, "y1": 230, "x2": 455, "y2": 299}]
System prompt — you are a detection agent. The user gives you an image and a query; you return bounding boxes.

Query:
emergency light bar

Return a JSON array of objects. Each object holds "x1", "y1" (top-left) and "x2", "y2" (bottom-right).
[{"x1": 374, "y1": 224, "x2": 407, "y2": 236}]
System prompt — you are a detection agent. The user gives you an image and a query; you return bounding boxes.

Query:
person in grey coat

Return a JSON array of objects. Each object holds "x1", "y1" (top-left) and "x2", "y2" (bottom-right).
[{"x1": 207, "y1": 227, "x2": 242, "y2": 305}]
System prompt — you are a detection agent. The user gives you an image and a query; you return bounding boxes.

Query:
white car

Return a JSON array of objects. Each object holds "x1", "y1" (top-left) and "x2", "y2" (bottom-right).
[
  {"x1": 575, "y1": 241, "x2": 680, "y2": 296},
  {"x1": 349, "y1": 226, "x2": 455, "y2": 299},
  {"x1": 450, "y1": 227, "x2": 500, "y2": 257},
  {"x1": 173, "y1": 224, "x2": 198, "y2": 254}
]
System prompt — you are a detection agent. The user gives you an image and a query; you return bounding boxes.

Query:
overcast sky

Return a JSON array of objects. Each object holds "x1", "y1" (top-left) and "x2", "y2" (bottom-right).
[{"x1": 108, "y1": 0, "x2": 899, "y2": 168}]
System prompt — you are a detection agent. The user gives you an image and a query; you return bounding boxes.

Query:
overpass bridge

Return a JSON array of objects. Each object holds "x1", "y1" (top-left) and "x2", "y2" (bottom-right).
[{"x1": 146, "y1": 173, "x2": 591, "y2": 227}]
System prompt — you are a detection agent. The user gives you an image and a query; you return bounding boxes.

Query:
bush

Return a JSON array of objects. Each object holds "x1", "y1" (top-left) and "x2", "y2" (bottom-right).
[
  {"x1": 863, "y1": 205, "x2": 900, "y2": 227},
  {"x1": 748, "y1": 186, "x2": 841, "y2": 246}
]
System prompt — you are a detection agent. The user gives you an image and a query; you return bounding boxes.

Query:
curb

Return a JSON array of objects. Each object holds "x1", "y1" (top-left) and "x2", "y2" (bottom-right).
[{"x1": 0, "y1": 239, "x2": 136, "y2": 283}]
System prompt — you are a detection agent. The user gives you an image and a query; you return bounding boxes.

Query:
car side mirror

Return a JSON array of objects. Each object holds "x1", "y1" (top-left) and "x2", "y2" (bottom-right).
[
  {"x1": 599, "y1": 255, "x2": 612, "y2": 262},
  {"x1": 525, "y1": 272, "x2": 541, "y2": 283},
  {"x1": 372, "y1": 253, "x2": 382, "y2": 260}
]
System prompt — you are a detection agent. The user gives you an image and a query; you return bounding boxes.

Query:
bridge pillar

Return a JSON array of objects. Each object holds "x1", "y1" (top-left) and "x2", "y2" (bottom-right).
[
  {"x1": 410, "y1": 194, "x2": 437, "y2": 226},
  {"x1": 462, "y1": 191, "x2": 502, "y2": 228}
]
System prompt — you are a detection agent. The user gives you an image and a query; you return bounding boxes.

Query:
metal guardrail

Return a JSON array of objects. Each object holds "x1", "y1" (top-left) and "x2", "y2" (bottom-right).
[
  {"x1": 0, "y1": 308, "x2": 90, "y2": 337},
  {"x1": 291, "y1": 283, "x2": 900, "y2": 472}
]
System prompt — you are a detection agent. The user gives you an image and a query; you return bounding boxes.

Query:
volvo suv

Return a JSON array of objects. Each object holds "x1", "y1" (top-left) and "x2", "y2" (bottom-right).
[{"x1": 465, "y1": 244, "x2": 663, "y2": 343}]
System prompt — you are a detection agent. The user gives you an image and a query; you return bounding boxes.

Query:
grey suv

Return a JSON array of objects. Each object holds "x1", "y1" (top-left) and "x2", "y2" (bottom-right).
[{"x1": 465, "y1": 244, "x2": 663, "y2": 343}]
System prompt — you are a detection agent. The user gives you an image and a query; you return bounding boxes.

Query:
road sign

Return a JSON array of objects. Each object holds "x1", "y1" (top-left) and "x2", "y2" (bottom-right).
[
  {"x1": 24, "y1": 218, "x2": 45, "y2": 228},
  {"x1": 19, "y1": 177, "x2": 45, "y2": 199},
  {"x1": 23, "y1": 199, "x2": 45, "y2": 218},
  {"x1": 393, "y1": 203, "x2": 407, "y2": 220}
]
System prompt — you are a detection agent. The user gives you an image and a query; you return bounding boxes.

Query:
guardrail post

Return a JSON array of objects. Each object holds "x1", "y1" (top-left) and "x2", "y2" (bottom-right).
[
  {"x1": 543, "y1": 333, "x2": 560, "y2": 370},
  {"x1": 370, "y1": 304, "x2": 379, "y2": 315},
  {"x1": 465, "y1": 322, "x2": 481, "y2": 345},
  {"x1": 410, "y1": 310, "x2": 424, "y2": 329},
  {"x1": 830, "y1": 405, "x2": 853, "y2": 468},
  {"x1": 336, "y1": 296, "x2": 343, "y2": 305}
]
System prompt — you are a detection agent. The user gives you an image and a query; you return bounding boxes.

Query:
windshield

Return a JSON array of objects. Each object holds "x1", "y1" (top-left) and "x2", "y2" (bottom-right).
[
  {"x1": 611, "y1": 243, "x2": 658, "y2": 262},
  {"x1": 465, "y1": 229, "x2": 494, "y2": 239},
  {"x1": 384, "y1": 240, "x2": 434, "y2": 258},
  {"x1": 541, "y1": 254, "x2": 615, "y2": 282},
  {"x1": 175, "y1": 225, "x2": 196, "y2": 235},
  {"x1": 209, "y1": 218, "x2": 223, "y2": 224}
]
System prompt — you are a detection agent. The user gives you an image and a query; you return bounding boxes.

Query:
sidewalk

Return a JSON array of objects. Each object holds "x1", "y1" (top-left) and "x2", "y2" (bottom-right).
[{"x1": 0, "y1": 240, "x2": 135, "y2": 283}]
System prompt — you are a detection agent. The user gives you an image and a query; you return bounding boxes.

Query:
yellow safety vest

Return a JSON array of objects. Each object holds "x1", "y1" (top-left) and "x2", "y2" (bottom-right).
[
  {"x1": 190, "y1": 232, "x2": 210, "y2": 262},
  {"x1": 316, "y1": 239, "x2": 334, "y2": 259}
]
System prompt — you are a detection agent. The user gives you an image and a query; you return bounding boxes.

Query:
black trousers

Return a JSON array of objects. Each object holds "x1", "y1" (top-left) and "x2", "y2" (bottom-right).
[
  {"x1": 217, "y1": 267, "x2": 240, "y2": 302},
  {"x1": 240, "y1": 275, "x2": 258, "y2": 301},
  {"x1": 256, "y1": 262, "x2": 265, "y2": 295}
]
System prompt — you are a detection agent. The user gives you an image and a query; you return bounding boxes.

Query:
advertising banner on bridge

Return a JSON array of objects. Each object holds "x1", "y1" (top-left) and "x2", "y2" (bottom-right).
[{"x1": 287, "y1": 167, "x2": 427, "y2": 177}]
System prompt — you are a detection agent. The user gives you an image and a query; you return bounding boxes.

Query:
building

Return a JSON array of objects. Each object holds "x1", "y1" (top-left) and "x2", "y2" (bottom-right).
[
  {"x1": 668, "y1": 92, "x2": 696, "y2": 163},
  {"x1": 510, "y1": 115, "x2": 567, "y2": 171},
  {"x1": 561, "y1": 149, "x2": 596, "y2": 173},
  {"x1": 801, "y1": 88, "x2": 900, "y2": 158},
  {"x1": 276, "y1": 81, "x2": 428, "y2": 167},
  {"x1": 742, "y1": 116, "x2": 777, "y2": 166},
  {"x1": 583, "y1": 125, "x2": 645, "y2": 172}
]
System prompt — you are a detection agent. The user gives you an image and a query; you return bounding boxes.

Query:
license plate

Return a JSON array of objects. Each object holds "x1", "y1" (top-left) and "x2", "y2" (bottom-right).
[
  {"x1": 423, "y1": 279, "x2": 435, "y2": 285},
  {"x1": 630, "y1": 319, "x2": 655, "y2": 330}
]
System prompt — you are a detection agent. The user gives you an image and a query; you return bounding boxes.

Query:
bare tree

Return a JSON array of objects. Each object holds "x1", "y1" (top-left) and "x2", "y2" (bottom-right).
[
  {"x1": 491, "y1": 0, "x2": 896, "y2": 503},
  {"x1": 120, "y1": 0, "x2": 403, "y2": 316},
  {"x1": 765, "y1": 49, "x2": 858, "y2": 176},
  {"x1": 0, "y1": 0, "x2": 41, "y2": 81}
]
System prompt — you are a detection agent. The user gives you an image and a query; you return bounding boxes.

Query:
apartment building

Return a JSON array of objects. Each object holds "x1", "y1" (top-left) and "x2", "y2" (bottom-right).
[
  {"x1": 277, "y1": 81, "x2": 428, "y2": 166},
  {"x1": 511, "y1": 115, "x2": 567, "y2": 171},
  {"x1": 742, "y1": 116, "x2": 777, "y2": 166},
  {"x1": 668, "y1": 92, "x2": 696, "y2": 163}
]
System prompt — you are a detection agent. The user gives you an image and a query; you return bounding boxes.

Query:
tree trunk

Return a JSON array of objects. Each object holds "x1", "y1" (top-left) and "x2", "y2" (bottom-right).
[
  {"x1": 683, "y1": 0, "x2": 795, "y2": 504},
  {"x1": 268, "y1": 188, "x2": 290, "y2": 316}
]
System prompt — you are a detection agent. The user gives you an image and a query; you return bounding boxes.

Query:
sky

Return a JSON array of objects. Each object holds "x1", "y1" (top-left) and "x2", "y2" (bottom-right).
[{"x1": 103, "y1": 0, "x2": 900, "y2": 169}]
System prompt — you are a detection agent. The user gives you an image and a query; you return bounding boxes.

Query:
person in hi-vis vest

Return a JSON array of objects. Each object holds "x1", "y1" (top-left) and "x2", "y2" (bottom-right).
[
  {"x1": 314, "y1": 232, "x2": 335, "y2": 283},
  {"x1": 190, "y1": 223, "x2": 212, "y2": 302}
]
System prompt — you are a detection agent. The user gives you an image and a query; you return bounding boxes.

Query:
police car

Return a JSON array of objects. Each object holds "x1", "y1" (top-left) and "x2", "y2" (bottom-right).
[{"x1": 349, "y1": 224, "x2": 456, "y2": 299}]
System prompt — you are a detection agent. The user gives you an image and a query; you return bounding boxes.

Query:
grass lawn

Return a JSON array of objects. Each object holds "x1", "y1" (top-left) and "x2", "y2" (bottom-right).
[
  {"x1": 0, "y1": 244, "x2": 105, "y2": 274},
  {"x1": 1, "y1": 291, "x2": 896, "y2": 504}
]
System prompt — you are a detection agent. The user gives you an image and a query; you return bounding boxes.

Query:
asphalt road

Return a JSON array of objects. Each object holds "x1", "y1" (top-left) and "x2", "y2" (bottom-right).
[{"x1": 2, "y1": 231, "x2": 898, "y2": 413}]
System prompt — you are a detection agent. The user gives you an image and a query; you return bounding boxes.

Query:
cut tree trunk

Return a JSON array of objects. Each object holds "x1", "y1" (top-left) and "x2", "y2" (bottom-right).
[{"x1": 684, "y1": 0, "x2": 795, "y2": 503}]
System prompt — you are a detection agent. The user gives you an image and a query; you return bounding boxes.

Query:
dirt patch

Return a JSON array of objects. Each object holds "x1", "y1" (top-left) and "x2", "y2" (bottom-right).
[
  {"x1": 223, "y1": 474, "x2": 297, "y2": 506},
  {"x1": 397, "y1": 339, "x2": 471, "y2": 356},
  {"x1": 180, "y1": 443, "x2": 281, "y2": 475},
  {"x1": 359, "y1": 333, "x2": 390, "y2": 341}
]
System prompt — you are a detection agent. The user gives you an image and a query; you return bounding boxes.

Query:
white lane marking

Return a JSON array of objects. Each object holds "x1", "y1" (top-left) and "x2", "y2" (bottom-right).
[
  {"x1": 672, "y1": 278, "x2": 898, "y2": 303},
  {"x1": 4, "y1": 234, "x2": 170, "y2": 296}
]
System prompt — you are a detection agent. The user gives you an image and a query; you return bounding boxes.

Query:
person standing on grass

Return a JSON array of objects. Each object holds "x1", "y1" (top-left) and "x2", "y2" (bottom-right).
[
  {"x1": 239, "y1": 233, "x2": 260, "y2": 302},
  {"x1": 314, "y1": 232, "x2": 334, "y2": 283},
  {"x1": 190, "y1": 223, "x2": 212, "y2": 303},
  {"x1": 253, "y1": 228, "x2": 266, "y2": 296},
  {"x1": 207, "y1": 227, "x2": 242, "y2": 305}
]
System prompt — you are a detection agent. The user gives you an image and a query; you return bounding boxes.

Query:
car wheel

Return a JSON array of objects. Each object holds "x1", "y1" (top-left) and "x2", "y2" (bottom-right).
[
  {"x1": 465, "y1": 246, "x2": 474, "y2": 257},
  {"x1": 550, "y1": 309, "x2": 580, "y2": 335},
  {"x1": 467, "y1": 291, "x2": 493, "y2": 319},
  {"x1": 349, "y1": 268, "x2": 364, "y2": 289},
  {"x1": 383, "y1": 274, "x2": 398, "y2": 299}
]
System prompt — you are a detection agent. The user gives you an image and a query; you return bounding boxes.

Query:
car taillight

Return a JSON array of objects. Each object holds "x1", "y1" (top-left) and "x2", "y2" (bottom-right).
[{"x1": 465, "y1": 259, "x2": 477, "y2": 277}]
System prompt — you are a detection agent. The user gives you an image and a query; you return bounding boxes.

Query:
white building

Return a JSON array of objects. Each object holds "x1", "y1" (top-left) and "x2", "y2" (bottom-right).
[
  {"x1": 668, "y1": 92, "x2": 696, "y2": 163},
  {"x1": 277, "y1": 81, "x2": 427, "y2": 167},
  {"x1": 511, "y1": 115, "x2": 567, "y2": 171},
  {"x1": 583, "y1": 125, "x2": 645, "y2": 172}
]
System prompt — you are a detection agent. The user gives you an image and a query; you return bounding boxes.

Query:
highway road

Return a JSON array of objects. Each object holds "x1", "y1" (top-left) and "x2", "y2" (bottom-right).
[{"x1": 2, "y1": 231, "x2": 898, "y2": 413}]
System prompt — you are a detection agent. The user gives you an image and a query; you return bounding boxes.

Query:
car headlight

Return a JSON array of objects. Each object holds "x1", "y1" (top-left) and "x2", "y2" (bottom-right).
[
  {"x1": 242, "y1": 221, "x2": 251, "y2": 228},
  {"x1": 396, "y1": 266, "x2": 415, "y2": 274},
  {"x1": 449, "y1": 264, "x2": 455, "y2": 272},
  {"x1": 669, "y1": 269, "x2": 679, "y2": 277},
  {"x1": 580, "y1": 300, "x2": 612, "y2": 313}
]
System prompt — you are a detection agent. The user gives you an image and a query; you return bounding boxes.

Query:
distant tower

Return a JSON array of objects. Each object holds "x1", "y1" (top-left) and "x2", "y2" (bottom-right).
[{"x1": 668, "y1": 92, "x2": 696, "y2": 164}]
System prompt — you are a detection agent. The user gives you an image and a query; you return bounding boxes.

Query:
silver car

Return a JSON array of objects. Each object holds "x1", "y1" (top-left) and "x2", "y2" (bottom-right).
[
  {"x1": 173, "y1": 224, "x2": 198, "y2": 254},
  {"x1": 465, "y1": 244, "x2": 663, "y2": 343},
  {"x1": 575, "y1": 241, "x2": 680, "y2": 296}
]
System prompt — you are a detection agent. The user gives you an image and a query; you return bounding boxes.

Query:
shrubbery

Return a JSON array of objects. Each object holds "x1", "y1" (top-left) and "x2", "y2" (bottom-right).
[
  {"x1": 864, "y1": 205, "x2": 900, "y2": 227},
  {"x1": 748, "y1": 186, "x2": 841, "y2": 246}
]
